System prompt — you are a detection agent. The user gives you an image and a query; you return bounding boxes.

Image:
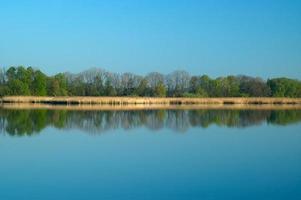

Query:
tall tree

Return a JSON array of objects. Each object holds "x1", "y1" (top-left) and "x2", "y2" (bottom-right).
[
  {"x1": 154, "y1": 82, "x2": 167, "y2": 97},
  {"x1": 32, "y1": 70, "x2": 47, "y2": 96},
  {"x1": 268, "y1": 78, "x2": 301, "y2": 97}
]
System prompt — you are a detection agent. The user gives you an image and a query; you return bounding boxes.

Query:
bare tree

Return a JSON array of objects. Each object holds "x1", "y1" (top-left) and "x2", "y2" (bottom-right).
[{"x1": 146, "y1": 72, "x2": 164, "y2": 89}]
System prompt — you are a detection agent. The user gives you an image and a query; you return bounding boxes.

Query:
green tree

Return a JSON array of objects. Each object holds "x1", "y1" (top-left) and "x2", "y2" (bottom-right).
[
  {"x1": 6, "y1": 67, "x2": 17, "y2": 81},
  {"x1": 210, "y1": 76, "x2": 240, "y2": 97},
  {"x1": 195, "y1": 86, "x2": 208, "y2": 97},
  {"x1": 5, "y1": 66, "x2": 32, "y2": 95},
  {"x1": 104, "y1": 80, "x2": 117, "y2": 96},
  {"x1": 135, "y1": 78, "x2": 149, "y2": 96},
  {"x1": 32, "y1": 70, "x2": 47, "y2": 96},
  {"x1": 8, "y1": 79, "x2": 30, "y2": 95},
  {"x1": 199, "y1": 75, "x2": 213, "y2": 96},
  {"x1": 268, "y1": 78, "x2": 301, "y2": 97},
  {"x1": 47, "y1": 78, "x2": 60, "y2": 96},
  {"x1": 238, "y1": 76, "x2": 271, "y2": 97},
  {"x1": 16, "y1": 66, "x2": 32, "y2": 86},
  {"x1": 154, "y1": 82, "x2": 166, "y2": 97},
  {"x1": 67, "y1": 77, "x2": 85, "y2": 96}
]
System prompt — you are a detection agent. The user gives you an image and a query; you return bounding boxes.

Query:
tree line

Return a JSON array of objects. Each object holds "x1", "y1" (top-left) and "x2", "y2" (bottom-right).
[{"x1": 0, "y1": 66, "x2": 300, "y2": 97}]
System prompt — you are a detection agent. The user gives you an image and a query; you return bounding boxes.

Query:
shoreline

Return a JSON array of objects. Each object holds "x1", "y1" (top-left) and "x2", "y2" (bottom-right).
[
  {"x1": 1, "y1": 96, "x2": 301, "y2": 105},
  {"x1": 1, "y1": 96, "x2": 301, "y2": 110},
  {"x1": 1, "y1": 103, "x2": 301, "y2": 111}
]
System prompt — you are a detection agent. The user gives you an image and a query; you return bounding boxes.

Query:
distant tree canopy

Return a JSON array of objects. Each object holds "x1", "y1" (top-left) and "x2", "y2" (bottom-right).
[{"x1": 0, "y1": 66, "x2": 300, "y2": 97}]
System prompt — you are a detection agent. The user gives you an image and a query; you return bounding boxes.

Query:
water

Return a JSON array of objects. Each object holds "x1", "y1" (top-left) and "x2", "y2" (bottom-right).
[{"x1": 0, "y1": 108, "x2": 301, "y2": 200}]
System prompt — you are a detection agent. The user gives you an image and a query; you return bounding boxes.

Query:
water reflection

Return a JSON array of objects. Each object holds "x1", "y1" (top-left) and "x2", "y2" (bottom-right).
[{"x1": 0, "y1": 108, "x2": 301, "y2": 136}]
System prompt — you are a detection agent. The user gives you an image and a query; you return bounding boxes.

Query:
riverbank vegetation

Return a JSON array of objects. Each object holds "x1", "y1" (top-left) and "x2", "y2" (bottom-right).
[{"x1": 0, "y1": 66, "x2": 300, "y2": 98}]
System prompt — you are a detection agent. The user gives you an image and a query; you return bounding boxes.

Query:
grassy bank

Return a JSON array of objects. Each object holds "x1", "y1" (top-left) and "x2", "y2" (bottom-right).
[
  {"x1": 1, "y1": 96, "x2": 301, "y2": 105},
  {"x1": 2, "y1": 103, "x2": 301, "y2": 111}
]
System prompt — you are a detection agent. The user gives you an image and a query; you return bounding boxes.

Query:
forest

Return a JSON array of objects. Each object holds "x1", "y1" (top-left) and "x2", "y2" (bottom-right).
[{"x1": 0, "y1": 66, "x2": 300, "y2": 98}]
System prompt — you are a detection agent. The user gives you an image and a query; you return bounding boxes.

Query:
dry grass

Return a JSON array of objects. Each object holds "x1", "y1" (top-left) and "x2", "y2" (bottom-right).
[
  {"x1": 2, "y1": 103, "x2": 301, "y2": 111},
  {"x1": 1, "y1": 96, "x2": 301, "y2": 105}
]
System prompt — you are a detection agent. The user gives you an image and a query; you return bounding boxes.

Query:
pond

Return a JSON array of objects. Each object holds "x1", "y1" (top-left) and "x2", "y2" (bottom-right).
[{"x1": 0, "y1": 107, "x2": 301, "y2": 199}]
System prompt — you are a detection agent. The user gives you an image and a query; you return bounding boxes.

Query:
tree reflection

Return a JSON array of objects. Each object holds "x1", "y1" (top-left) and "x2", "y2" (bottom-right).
[{"x1": 0, "y1": 109, "x2": 301, "y2": 136}]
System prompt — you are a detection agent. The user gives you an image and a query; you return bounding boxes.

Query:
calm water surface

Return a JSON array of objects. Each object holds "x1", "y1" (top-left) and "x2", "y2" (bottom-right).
[{"x1": 0, "y1": 108, "x2": 301, "y2": 200}]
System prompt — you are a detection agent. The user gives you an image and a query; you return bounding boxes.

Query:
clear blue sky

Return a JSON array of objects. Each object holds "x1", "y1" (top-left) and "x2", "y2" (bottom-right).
[{"x1": 0, "y1": 0, "x2": 300, "y2": 78}]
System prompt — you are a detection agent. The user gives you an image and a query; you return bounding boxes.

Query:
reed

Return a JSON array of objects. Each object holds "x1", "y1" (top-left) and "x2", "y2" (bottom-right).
[
  {"x1": 1, "y1": 96, "x2": 301, "y2": 105},
  {"x1": 2, "y1": 103, "x2": 301, "y2": 111}
]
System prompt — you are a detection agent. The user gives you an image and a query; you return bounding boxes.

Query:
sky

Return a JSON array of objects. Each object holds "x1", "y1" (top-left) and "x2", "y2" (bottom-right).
[{"x1": 0, "y1": 0, "x2": 300, "y2": 78}]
